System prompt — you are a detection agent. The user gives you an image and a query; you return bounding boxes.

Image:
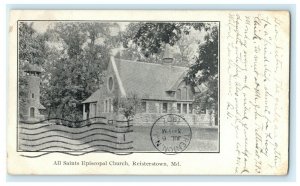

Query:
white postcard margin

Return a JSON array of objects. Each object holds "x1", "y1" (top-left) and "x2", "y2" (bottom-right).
[{"x1": 7, "y1": 10, "x2": 290, "y2": 175}]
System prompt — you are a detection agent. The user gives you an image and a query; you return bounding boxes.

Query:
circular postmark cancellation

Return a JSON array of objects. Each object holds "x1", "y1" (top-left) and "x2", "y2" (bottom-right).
[{"x1": 150, "y1": 114, "x2": 192, "y2": 154}]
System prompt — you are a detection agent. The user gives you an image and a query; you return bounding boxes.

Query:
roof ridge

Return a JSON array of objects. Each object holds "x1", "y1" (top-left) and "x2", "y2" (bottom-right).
[
  {"x1": 111, "y1": 56, "x2": 126, "y2": 97},
  {"x1": 114, "y1": 58, "x2": 188, "y2": 70}
]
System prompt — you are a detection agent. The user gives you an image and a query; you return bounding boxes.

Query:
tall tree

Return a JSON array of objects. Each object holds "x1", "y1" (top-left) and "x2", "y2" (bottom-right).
[
  {"x1": 122, "y1": 22, "x2": 219, "y2": 125},
  {"x1": 41, "y1": 22, "x2": 114, "y2": 120},
  {"x1": 18, "y1": 22, "x2": 47, "y2": 119}
]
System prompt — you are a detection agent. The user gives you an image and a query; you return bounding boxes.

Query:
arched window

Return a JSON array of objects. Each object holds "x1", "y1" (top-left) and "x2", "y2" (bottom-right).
[
  {"x1": 182, "y1": 87, "x2": 187, "y2": 100},
  {"x1": 105, "y1": 100, "x2": 108, "y2": 113},
  {"x1": 176, "y1": 89, "x2": 181, "y2": 100},
  {"x1": 108, "y1": 77, "x2": 113, "y2": 91},
  {"x1": 29, "y1": 107, "x2": 35, "y2": 118},
  {"x1": 109, "y1": 99, "x2": 112, "y2": 113}
]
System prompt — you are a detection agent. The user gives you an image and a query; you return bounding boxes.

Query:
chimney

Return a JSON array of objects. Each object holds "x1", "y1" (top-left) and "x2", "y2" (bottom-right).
[{"x1": 162, "y1": 44, "x2": 174, "y2": 64}]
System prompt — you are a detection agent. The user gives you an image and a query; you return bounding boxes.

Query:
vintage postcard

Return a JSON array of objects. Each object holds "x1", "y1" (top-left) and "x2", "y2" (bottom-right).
[{"x1": 7, "y1": 10, "x2": 290, "y2": 175}]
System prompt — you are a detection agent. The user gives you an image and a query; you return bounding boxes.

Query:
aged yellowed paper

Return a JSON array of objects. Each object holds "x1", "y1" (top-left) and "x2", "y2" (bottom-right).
[{"x1": 7, "y1": 10, "x2": 289, "y2": 175}]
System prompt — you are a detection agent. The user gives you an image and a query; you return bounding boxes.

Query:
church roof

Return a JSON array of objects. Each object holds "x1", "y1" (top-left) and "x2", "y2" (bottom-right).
[
  {"x1": 82, "y1": 89, "x2": 101, "y2": 104},
  {"x1": 114, "y1": 58, "x2": 187, "y2": 100},
  {"x1": 82, "y1": 57, "x2": 193, "y2": 104}
]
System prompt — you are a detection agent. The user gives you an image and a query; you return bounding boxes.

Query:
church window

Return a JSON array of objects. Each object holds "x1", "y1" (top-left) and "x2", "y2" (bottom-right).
[
  {"x1": 182, "y1": 87, "x2": 187, "y2": 100},
  {"x1": 176, "y1": 89, "x2": 181, "y2": 100},
  {"x1": 162, "y1": 103, "x2": 168, "y2": 113},
  {"x1": 108, "y1": 77, "x2": 113, "y2": 91},
  {"x1": 141, "y1": 101, "x2": 147, "y2": 113},
  {"x1": 177, "y1": 103, "x2": 181, "y2": 113},
  {"x1": 189, "y1": 104, "x2": 193, "y2": 114},
  {"x1": 183, "y1": 104, "x2": 187, "y2": 114}
]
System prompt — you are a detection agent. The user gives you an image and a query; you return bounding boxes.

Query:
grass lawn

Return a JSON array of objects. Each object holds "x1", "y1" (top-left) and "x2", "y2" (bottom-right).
[
  {"x1": 127, "y1": 125, "x2": 219, "y2": 152},
  {"x1": 19, "y1": 121, "x2": 219, "y2": 153}
]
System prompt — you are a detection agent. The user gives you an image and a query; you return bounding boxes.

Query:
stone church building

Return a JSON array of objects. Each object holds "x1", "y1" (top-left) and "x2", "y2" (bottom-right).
[{"x1": 82, "y1": 55, "x2": 214, "y2": 126}]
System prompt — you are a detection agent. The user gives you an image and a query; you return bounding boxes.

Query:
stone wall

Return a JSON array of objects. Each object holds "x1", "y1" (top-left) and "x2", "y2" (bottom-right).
[{"x1": 112, "y1": 113, "x2": 215, "y2": 127}]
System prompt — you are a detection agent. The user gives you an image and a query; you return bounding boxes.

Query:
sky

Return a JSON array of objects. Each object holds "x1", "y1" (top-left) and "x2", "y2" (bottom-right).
[
  {"x1": 31, "y1": 21, "x2": 129, "y2": 34},
  {"x1": 31, "y1": 21, "x2": 53, "y2": 33}
]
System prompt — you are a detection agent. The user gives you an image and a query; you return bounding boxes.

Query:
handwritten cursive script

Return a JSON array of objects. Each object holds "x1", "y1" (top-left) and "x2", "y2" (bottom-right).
[{"x1": 226, "y1": 12, "x2": 287, "y2": 174}]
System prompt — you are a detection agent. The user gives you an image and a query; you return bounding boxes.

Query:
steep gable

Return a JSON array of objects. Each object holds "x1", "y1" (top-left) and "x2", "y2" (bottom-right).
[{"x1": 113, "y1": 58, "x2": 187, "y2": 100}]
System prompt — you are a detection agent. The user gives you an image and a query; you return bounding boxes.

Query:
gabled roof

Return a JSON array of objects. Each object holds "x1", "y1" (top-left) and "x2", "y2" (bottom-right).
[
  {"x1": 82, "y1": 89, "x2": 101, "y2": 103},
  {"x1": 82, "y1": 57, "x2": 191, "y2": 103},
  {"x1": 113, "y1": 58, "x2": 187, "y2": 100},
  {"x1": 168, "y1": 72, "x2": 188, "y2": 91}
]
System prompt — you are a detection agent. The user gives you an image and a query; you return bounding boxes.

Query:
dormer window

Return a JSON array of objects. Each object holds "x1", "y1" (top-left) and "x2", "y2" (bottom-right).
[{"x1": 108, "y1": 77, "x2": 113, "y2": 91}]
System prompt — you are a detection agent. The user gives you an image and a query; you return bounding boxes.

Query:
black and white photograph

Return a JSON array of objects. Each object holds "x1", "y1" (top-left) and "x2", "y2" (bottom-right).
[
  {"x1": 17, "y1": 21, "x2": 219, "y2": 156},
  {"x1": 7, "y1": 9, "x2": 290, "y2": 176}
]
